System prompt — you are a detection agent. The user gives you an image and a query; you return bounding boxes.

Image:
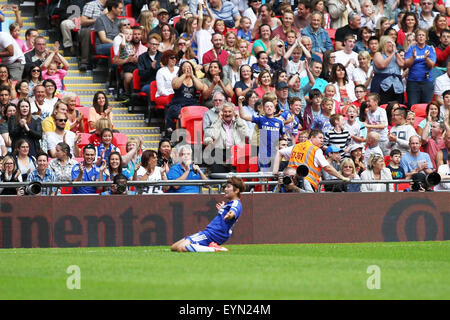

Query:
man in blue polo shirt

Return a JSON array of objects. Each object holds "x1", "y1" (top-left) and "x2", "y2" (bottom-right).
[
  {"x1": 167, "y1": 145, "x2": 208, "y2": 193},
  {"x1": 72, "y1": 144, "x2": 101, "y2": 194}
]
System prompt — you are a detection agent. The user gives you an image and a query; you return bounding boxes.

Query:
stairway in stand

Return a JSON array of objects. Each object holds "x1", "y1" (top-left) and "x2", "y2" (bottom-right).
[{"x1": 12, "y1": 1, "x2": 162, "y2": 151}]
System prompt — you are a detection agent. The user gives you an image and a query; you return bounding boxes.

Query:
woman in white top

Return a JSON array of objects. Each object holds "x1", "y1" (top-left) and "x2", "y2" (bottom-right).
[
  {"x1": 329, "y1": 63, "x2": 356, "y2": 107},
  {"x1": 155, "y1": 50, "x2": 180, "y2": 106},
  {"x1": 243, "y1": 0, "x2": 261, "y2": 29},
  {"x1": 136, "y1": 149, "x2": 168, "y2": 194},
  {"x1": 360, "y1": 153, "x2": 394, "y2": 192},
  {"x1": 352, "y1": 51, "x2": 373, "y2": 90}
]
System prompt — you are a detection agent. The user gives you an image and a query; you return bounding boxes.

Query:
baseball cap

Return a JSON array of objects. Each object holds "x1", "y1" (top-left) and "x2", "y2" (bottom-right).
[
  {"x1": 326, "y1": 145, "x2": 340, "y2": 156},
  {"x1": 158, "y1": 8, "x2": 169, "y2": 15},
  {"x1": 349, "y1": 143, "x2": 364, "y2": 153},
  {"x1": 276, "y1": 81, "x2": 289, "y2": 90}
]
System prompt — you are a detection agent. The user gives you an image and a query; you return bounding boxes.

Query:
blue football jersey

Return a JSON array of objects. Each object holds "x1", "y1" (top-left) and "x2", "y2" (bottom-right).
[{"x1": 204, "y1": 199, "x2": 242, "y2": 244}]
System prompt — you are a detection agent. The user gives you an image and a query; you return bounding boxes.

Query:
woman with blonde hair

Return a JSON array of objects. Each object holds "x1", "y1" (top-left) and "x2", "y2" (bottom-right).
[
  {"x1": 138, "y1": 10, "x2": 154, "y2": 44},
  {"x1": 428, "y1": 14, "x2": 448, "y2": 47},
  {"x1": 223, "y1": 51, "x2": 243, "y2": 87},
  {"x1": 61, "y1": 92, "x2": 84, "y2": 133},
  {"x1": 224, "y1": 31, "x2": 239, "y2": 53},
  {"x1": 269, "y1": 37, "x2": 285, "y2": 71},
  {"x1": 330, "y1": 158, "x2": 361, "y2": 192},
  {"x1": 352, "y1": 51, "x2": 373, "y2": 90},
  {"x1": 360, "y1": 153, "x2": 393, "y2": 192},
  {"x1": 237, "y1": 38, "x2": 256, "y2": 66}
]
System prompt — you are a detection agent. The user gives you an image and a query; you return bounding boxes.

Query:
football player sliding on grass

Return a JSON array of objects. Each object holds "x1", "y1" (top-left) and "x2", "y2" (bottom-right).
[{"x1": 171, "y1": 177, "x2": 246, "y2": 252}]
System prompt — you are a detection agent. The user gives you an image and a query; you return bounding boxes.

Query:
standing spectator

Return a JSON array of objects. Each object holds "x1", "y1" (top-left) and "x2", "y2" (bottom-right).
[
  {"x1": 400, "y1": 135, "x2": 434, "y2": 179},
  {"x1": 328, "y1": 3, "x2": 361, "y2": 34},
  {"x1": 0, "y1": 103, "x2": 16, "y2": 152},
  {"x1": 388, "y1": 106, "x2": 419, "y2": 155},
  {"x1": 301, "y1": 11, "x2": 333, "y2": 56},
  {"x1": 324, "y1": 113, "x2": 351, "y2": 158},
  {"x1": 334, "y1": 34, "x2": 359, "y2": 76},
  {"x1": 352, "y1": 51, "x2": 373, "y2": 90},
  {"x1": 372, "y1": 36, "x2": 405, "y2": 105},
  {"x1": 418, "y1": 0, "x2": 438, "y2": 30},
  {"x1": 310, "y1": 97, "x2": 334, "y2": 134},
  {"x1": 397, "y1": 11, "x2": 419, "y2": 47},
  {"x1": 158, "y1": 23, "x2": 176, "y2": 52},
  {"x1": 71, "y1": 144, "x2": 101, "y2": 194},
  {"x1": 404, "y1": 29, "x2": 436, "y2": 107},
  {"x1": 167, "y1": 145, "x2": 208, "y2": 193},
  {"x1": 329, "y1": 63, "x2": 356, "y2": 107},
  {"x1": 137, "y1": 33, "x2": 162, "y2": 96},
  {"x1": 417, "y1": 102, "x2": 441, "y2": 137},
  {"x1": 279, "y1": 97, "x2": 303, "y2": 145},
  {"x1": 434, "y1": 59, "x2": 450, "y2": 106},
  {"x1": 420, "y1": 120, "x2": 445, "y2": 169},
  {"x1": 0, "y1": 155, "x2": 22, "y2": 195},
  {"x1": 435, "y1": 30, "x2": 450, "y2": 68},
  {"x1": 360, "y1": 153, "x2": 394, "y2": 192},
  {"x1": 252, "y1": 4, "x2": 281, "y2": 40},
  {"x1": 0, "y1": 31, "x2": 25, "y2": 81},
  {"x1": 203, "y1": 91, "x2": 226, "y2": 135},
  {"x1": 25, "y1": 152, "x2": 58, "y2": 196},
  {"x1": 360, "y1": 0, "x2": 377, "y2": 31},
  {"x1": 303, "y1": 89, "x2": 323, "y2": 130},
  {"x1": 365, "y1": 93, "x2": 389, "y2": 155},
  {"x1": 428, "y1": 14, "x2": 448, "y2": 48},
  {"x1": 387, "y1": 149, "x2": 406, "y2": 180},
  {"x1": 94, "y1": 0, "x2": 122, "y2": 56},
  {"x1": 435, "y1": 130, "x2": 450, "y2": 168},
  {"x1": 243, "y1": 0, "x2": 261, "y2": 29},
  {"x1": 8, "y1": 98, "x2": 42, "y2": 158}
]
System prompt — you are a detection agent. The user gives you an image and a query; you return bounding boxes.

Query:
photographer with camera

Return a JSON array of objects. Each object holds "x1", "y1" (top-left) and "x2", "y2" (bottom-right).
[
  {"x1": 18, "y1": 151, "x2": 57, "y2": 196},
  {"x1": 274, "y1": 165, "x2": 310, "y2": 193},
  {"x1": 100, "y1": 173, "x2": 135, "y2": 195},
  {"x1": 272, "y1": 129, "x2": 350, "y2": 192}
]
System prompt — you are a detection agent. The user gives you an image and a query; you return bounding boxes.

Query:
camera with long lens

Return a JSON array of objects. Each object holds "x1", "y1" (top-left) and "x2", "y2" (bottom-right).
[
  {"x1": 282, "y1": 165, "x2": 309, "y2": 186},
  {"x1": 116, "y1": 183, "x2": 127, "y2": 194},
  {"x1": 411, "y1": 172, "x2": 441, "y2": 191},
  {"x1": 20, "y1": 182, "x2": 42, "y2": 195}
]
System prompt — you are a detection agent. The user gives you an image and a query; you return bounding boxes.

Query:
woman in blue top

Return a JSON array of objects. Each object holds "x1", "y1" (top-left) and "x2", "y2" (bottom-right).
[{"x1": 404, "y1": 29, "x2": 436, "y2": 107}]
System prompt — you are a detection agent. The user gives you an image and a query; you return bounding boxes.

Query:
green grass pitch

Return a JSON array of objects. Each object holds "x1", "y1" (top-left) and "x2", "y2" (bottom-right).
[{"x1": 0, "y1": 242, "x2": 449, "y2": 300}]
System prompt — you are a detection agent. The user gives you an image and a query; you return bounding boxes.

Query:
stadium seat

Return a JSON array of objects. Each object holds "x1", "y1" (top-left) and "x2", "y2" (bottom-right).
[
  {"x1": 172, "y1": 16, "x2": 181, "y2": 27},
  {"x1": 411, "y1": 103, "x2": 428, "y2": 118},
  {"x1": 414, "y1": 116, "x2": 426, "y2": 129},
  {"x1": 125, "y1": 4, "x2": 133, "y2": 17},
  {"x1": 384, "y1": 155, "x2": 390, "y2": 167},
  {"x1": 150, "y1": 81, "x2": 166, "y2": 112},
  {"x1": 77, "y1": 132, "x2": 91, "y2": 148},
  {"x1": 90, "y1": 30, "x2": 109, "y2": 66},
  {"x1": 75, "y1": 106, "x2": 90, "y2": 133},
  {"x1": 179, "y1": 106, "x2": 209, "y2": 145},
  {"x1": 114, "y1": 132, "x2": 128, "y2": 147},
  {"x1": 326, "y1": 29, "x2": 336, "y2": 49},
  {"x1": 228, "y1": 28, "x2": 238, "y2": 35},
  {"x1": 231, "y1": 144, "x2": 258, "y2": 173},
  {"x1": 60, "y1": 187, "x2": 73, "y2": 194},
  {"x1": 380, "y1": 104, "x2": 387, "y2": 109}
]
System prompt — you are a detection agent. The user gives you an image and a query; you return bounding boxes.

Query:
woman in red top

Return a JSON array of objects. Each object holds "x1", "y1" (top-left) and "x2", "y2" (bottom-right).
[{"x1": 254, "y1": 70, "x2": 275, "y2": 99}]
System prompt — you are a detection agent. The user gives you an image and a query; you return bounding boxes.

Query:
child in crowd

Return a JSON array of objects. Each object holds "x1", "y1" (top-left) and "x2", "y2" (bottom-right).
[
  {"x1": 279, "y1": 96, "x2": 302, "y2": 145},
  {"x1": 95, "y1": 128, "x2": 121, "y2": 166},
  {"x1": 238, "y1": 94, "x2": 285, "y2": 172},
  {"x1": 324, "y1": 113, "x2": 351, "y2": 158},
  {"x1": 237, "y1": 17, "x2": 252, "y2": 42},
  {"x1": 406, "y1": 111, "x2": 416, "y2": 127},
  {"x1": 323, "y1": 83, "x2": 340, "y2": 114},
  {"x1": 311, "y1": 97, "x2": 334, "y2": 134},
  {"x1": 41, "y1": 41, "x2": 70, "y2": 92},
  {"x1": 88, "y1": 117, "x2": 119, "y2": 147},
  {"x1": 322, "y1": 145, "x2": 341, "y2": 191},
  {"x1": 345, "y1": 104, "x2": 366, "y2": 146},
  {"x1": 9, "y1": 22, "x2": 26, "y2": 53},
  {"x1": 364, "y1": 131, "x2": 383, "y2": 167},
  {"x1": 364, "y1": 93, "x2": 389, "y2": 156},
  {"x1": 387, "y1": 149, "x2": 406, "y2": 180},
  {"x1": 119, "y1": 27, "x2": 135, "y2": 62},
  {"x1": 195, "y1": 1, "x2": 215, "y2": 64}
]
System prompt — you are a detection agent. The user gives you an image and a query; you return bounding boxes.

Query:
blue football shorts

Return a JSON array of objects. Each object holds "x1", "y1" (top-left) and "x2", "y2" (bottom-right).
[{"x1": 185, "y1": 231, "x2": 212, "y2": 246}]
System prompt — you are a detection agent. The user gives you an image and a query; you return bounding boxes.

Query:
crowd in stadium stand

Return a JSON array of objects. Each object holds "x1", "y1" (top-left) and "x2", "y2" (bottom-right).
[{"x1": 0, "y1": 0, "x2": 449, "y2": 195}]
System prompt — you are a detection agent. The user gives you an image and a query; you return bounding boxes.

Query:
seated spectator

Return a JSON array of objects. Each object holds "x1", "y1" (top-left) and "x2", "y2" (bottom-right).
[
  {"x1": 360, "y1": 0, "x2": 376, "y2": 31},
  {"x1": 303, "y1": 88, "x2": 323, "y2": 130},
  {"x1": 288, "y1": 62, "x2": 316, "y2": 113},
  {"x1": 351, "y1": 84, "x2": 367, "y2": 110},
  {"x1": 88, "y1": 117, "x2": 118, "y2": 147},
  {"x1": 203, "y1": 91, "x2": 226, "y2": 135},
  {"x1": 329, "y1": 63, "x2": 356, "y2": 107},
  {"x1": 0, "y1": 103, "x2": 16, "y2": 152},
  {"x1": 149, "y1": 8, "x2": 176, "y2": 37},
  {"x1": 404, "y1": 28, "x2": 436, "y2": 107},
  {"x1": 154, "y1": 49, "x2": 179, "y2": 109},
  {"x1": 272, "y1": 10, "x2": 299, "y2": 42},
  {"x1": 203, "y1": 102, "x2": 250, "y2": 173},
  {"x1": 252, "y1": 51, "x2": 272, "y2": 79},
  {"x1": 27, "y1": 65, "x2": 42, "y2": 94},
  {"x1": 158, "y1": 23, "x2": 176, "y2": 52},
  {"x1": 436, "y1": 131, "x2": 450, "y2": 168},
  {"x1": 203, "y1": 32, "x2": 229, "y2": 66},
  {"x1": 24, "y1": 36, "x2": 49, "y2": 79},
  {"x1": 302, "y1": 11, "x2": 334, "y2": 56},
  {"x1": 45, "y1": 112, "x2": 80, "y2": 159},
  {"x1": 0, "y1": 85, "x2": 12, "y2": 113},
  {"x1": 13, "y1": 80, "x2": 30, "y2": 103},
  {"x1": 174, "y1": 37, "x2": 203, "y2": 77},
  {"x1": 201, "y1": 60, "x2": 233, "y2": 108},
  {"x1": 254, "y1": 70, "x2": 275, "y2": 99},
  {"x1": 421, "y1": 120, "x2": 445, "y2": 170},
  {"x1": 434, "y1": 157, "x2": 450, "y2": 191},
  {"x1": 121, "y1": 136, "x2": 143, "y2": 177},
  {"x1": 387, "y1": 149, "x2": 406, "y2": 180},
  {"x1": 72, "y1": 144, "x2": 101, "y2": 194},
  {"x1": 0, "y1": 30, "x2": 25, "y2": 81},
  {"x1": 352, "y1": 51, "x2": 373, "y2": 90},
  {"x1": 99, "y1": 151, "x2": 132, "y2": 184},
  {"x1": 167, "y1": 145, "x2": 208, "y2": 193},
  {"x1": 40, "y1": 42, "x2": 70, "y2": 92},
  {"x1": 335, "y1": 34, "x2": 359, "y2": 76},
  {"x1": 364, "y1": 131, "x2": 383, "y2": 167},
  {"x1": 41, "y1": 80, "x2": 59, "y2": 115},
  {"x1": 251, "y1": 24, "x2": 272, "y2": 56},
  {"x1": 234, "y1": 64, "x2": 257, "y2": 98},
  {"x1": 334, "y1": 158, "x2": 361, "y2": 192},
  {"x1": 8, "y1": 99, "x2": 42, "y2": 158},
  {"x1": 94, "y1": 0, "x2": 122, "y2": 56},
  {"x1": 208, "y1": 0, "x2": 241, "y2": 29},
  {"x1": 368, "y1": 36, "x2": 380, "y2": 58},
  {"x1": 42, "y1": 100, "x2": 70, "y2": 133},
  {"x1": 223, "y1": 51, "x2": 242, "y2": 88},
  {"x1": 294, "y1": 0, "x2": 312, "y2": 29},
  {"x1": 320, "y1": 50, "x2": 336, "y2": 82},
  {"x1": 435, "y1": 29, "x2": 450, "y2": 68},
  {"x1": 237, "y1": 39, "x2": 256, "y2": 67},
  {"x1": 400, "y1": 135, "x2": 434, "y2": 179},
  {"x1": 95, "y1": 128, "x2": 121, "y2": 165},
  {"x1": 417, "y1": 102, "x2": 441, "y2": 137},
  {"x1": 360, "y1": 153, "x2": 394, "y2": 192},
  {"x1": 275, "y1": 81, "x2": 290, "y2": 114},
  {"x1": 22, "y1": 28, "x2": 39, "y2": 55},
  {"x1": 0, "y1": 154, "x2": 22, "y2": 195},
  {"x1": 165, "y1": 61, "x2": 204, "y2": 132},
  {"x1": 157, "y1": 138, "x2": 174, "y2": 174},
  {"x1": 223, "y1": 31, "x2": 238, "y2": 53},
  {"x1": 88, "y1": 91, "x2": 113, "y2": 133},
  {"x1": 25, "y1": 152, "x2": 58, "y2": 196},
  {"x1": 301, "y1": 59, "x2": 328, "y2": 95},
  {"x1": 137, "y1": 33, "x2": 162, "y2": 96},
  {"x1": 48, "y1": 142, "x2": 79, "y2": 185},
  {"x1": 349, "y1": 143, "x2": 366, "y2": 175},
  {"x1": 417, "y1": 0, "x2": 438, "y2": 30},
  {"x1": 268, "y1": 38, "x2": 285, "y2": 73},
  {"x1": 434, "y1": 60, "x2": 450, "y2": 106},
  {"x1": 237, "y1": 16, "x2": 252, "y2": 42},
  {"x1": 8, "y1": 21, "x2": 24, "y2": 55},
  {"x1": 333, "y1": 11, "x2": 361, "y2": 49},
  {"x1": 0, "y1": 65, "x2": 17, "y2": 99},
  {"x1": 388, "y1": 106, "x2": 418, "y2": 155},
  {"x1": 322, "y1": 145, "x2": 341, "y2": 191},
  {"x1": 251, "y1": 4, "x2": 281, "y2": 40},
  {"x1": 61, "y1": 93, "x2": 84, "y2": 133},
  {"x1": 323, "y1": 83, "x2": 340, "y2": 113}
]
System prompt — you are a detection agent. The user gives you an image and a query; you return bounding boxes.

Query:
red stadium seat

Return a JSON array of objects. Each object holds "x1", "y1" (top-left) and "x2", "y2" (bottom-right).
[
  {"x1": 380, "y1": 104, "x2": 387, "y2": 109},
  {"x1": 75, "y1": 106, "x2": 90, "y2": 133},
  {"x1": 228, "y1": 28, "x2": 238, "y2": 35},
  {"x1": 60, "y1": 187, "x2": 73, "y2": 194},
  {"x1": 125, "y1": 4, "x2": 133, "y2": 17},
  {"x1": 179, "y1": 106, "x2": 209, "y2": 144},
  {"x1": 414, "y1": 116, "x2": 425, "y2": 129},
  {"x1": 384, "y1": 155, "x2": 391, "y2": 167},
  {"x1": 172, "y1": 16, "x2": 181, "y2": 27},
  {"x1": 132, "y1": 69, "x2": 148, "y2": 98},
  {"x1": 77, "y1": 132, "x2": 91, "y2": 148},
  {"x1": 411, "y1": 103, "x2": 428, "y2": 118},
  {"x1": 114, "y1": 132, "x2": 128, "y2": 146},
  {"x1": 150, "y1": 81, "x2": 166, "y2": 111},
  {"x1": 326, "y1": 29, "x2": 336, "y2": 49},
  {"x1": 90, "y1": 30, "x2": 109, "y2": 65},
  {"x1": 231, "y1": 144, "x2": 258, "y2": 173}
]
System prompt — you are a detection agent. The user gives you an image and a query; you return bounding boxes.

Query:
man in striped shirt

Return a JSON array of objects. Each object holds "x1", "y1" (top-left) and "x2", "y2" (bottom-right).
[{"x1": 324, "y1": 113, "x2": 351, "y2": 158}]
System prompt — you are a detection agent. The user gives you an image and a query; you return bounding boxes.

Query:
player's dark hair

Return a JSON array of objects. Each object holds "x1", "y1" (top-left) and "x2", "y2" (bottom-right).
[{"x1": 227, "y1": 176, "x2": 246, "y2": 197}]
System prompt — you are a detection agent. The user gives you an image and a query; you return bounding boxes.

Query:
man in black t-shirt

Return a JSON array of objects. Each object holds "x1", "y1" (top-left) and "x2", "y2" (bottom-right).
[{"x1": 334, "y1": 11, "x2": 361, "y2": 50}]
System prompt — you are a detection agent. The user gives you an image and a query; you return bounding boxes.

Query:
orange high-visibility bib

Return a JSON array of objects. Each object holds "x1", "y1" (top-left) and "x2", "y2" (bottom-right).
[{"x1": 288, "y1": 140, "x2": 321, "y2": 190}]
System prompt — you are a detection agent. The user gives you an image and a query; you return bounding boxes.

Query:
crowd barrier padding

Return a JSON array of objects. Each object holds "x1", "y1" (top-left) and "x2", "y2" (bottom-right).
[{"x1": 0, "y1": 193, "x2": 449, "y2": 248}]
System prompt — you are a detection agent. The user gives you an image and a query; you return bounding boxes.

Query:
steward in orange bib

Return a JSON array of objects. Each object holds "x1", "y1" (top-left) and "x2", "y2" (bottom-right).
[{"x1": 272, "y1": 129, "x2": 349, "y2": 192}]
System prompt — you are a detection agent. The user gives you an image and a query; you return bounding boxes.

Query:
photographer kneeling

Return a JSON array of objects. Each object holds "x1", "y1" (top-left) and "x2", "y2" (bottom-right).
[{"x1": 274, "y1": 166, "x2": 310, "y2": 193}]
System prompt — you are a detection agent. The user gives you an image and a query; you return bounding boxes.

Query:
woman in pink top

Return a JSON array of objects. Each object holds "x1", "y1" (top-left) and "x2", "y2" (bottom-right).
[
  {"x1": 9, "y1": 23, "x2": 26, "y2": 53},
  {"x1": 41, "y1": 42, "x2": 70, "y2": 91}
]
